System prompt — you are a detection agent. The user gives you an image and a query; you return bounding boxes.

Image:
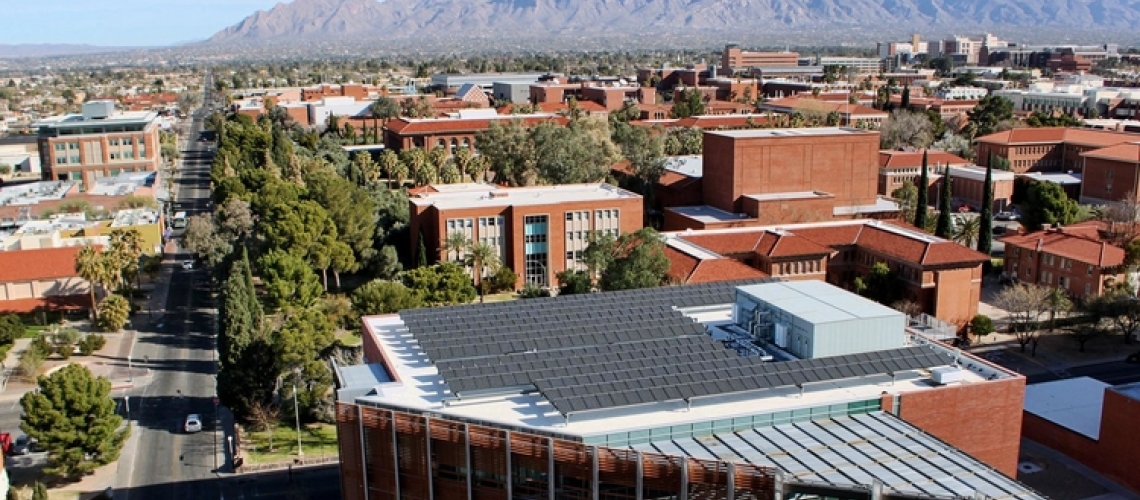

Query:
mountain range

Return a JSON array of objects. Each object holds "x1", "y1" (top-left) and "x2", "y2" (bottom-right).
[{"x1": 208, "y1": 0, "x2": 1140, "y2": 43}]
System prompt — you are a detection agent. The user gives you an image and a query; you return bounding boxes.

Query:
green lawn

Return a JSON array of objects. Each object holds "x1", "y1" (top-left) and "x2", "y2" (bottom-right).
[
  {"x1": 25, "y1": 325, "x2": 48, "y2": 338},
  {"x1": 479, "y1": 292, "x2": 520, "y2": 303},
  {"x1": 243, "y1": 423, "x2": 338, "y2": 464},
  {"x1": 336, "y1": 329, "x2": 362, "y2": 347}
]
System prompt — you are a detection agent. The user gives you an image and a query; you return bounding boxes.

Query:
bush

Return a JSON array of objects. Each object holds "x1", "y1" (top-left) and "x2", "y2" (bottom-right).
[
  {"x1": 518, "y1": 283, "x2": 550, "y2": 299},
  {"x1": 490, "y1": 266, "x2": 518, "y2": 293},
  {"x1": 28, "y1": 336, "x2": 52, "y2": 359},
  {"x1": 0, "y1": 314, "x2": 22, "y2": 345},
  {"x1": 78, "y1": 334, "x2": 107, "y2": 356}
]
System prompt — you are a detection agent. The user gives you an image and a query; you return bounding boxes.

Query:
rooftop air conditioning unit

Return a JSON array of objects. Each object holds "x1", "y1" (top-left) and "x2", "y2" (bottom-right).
[{"x1": 931, "y1": 366, "x2": 963, "y2": 385}]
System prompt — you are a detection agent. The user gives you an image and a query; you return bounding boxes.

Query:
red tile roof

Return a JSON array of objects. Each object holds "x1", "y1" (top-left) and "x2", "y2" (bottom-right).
[
  {"x1": 385, "y1": 115, "x2": 569, "y2": 135},
  {"x1": 679, "y1": 232, "x2": 766, "y2": 255},
  {"x1": 1001, "y1": 229, "x2": 1126, "y2": 267},
  {"x1": 976, "y1": 127, "x2": 1140, "y2": 148},
  {"x1": 1081, "y1": 142, "x2": 1140, "y2": 163},
  {"x1": 879, "y1": 150, "x2": 970, "y2": 169},
  {"x1": 663, "y1": 246, "x2": 768, "y2": 284},
  {"x1": 0, "y1": 295, "x2": 89, "y2": 314},
  {"x1": 762, "y1": 97, "x2": 886, "y2": 117},
  {"x1": 0, "y1": 246, "x2": 85, "y2": 283}
]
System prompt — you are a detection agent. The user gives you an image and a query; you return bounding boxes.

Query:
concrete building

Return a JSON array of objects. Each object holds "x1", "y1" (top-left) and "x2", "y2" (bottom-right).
[
  {"x1": 35, "y1": 101, "x2": 162, "y2": 188},
  {"x1": 491, "y1": 81, "x2": 531, "y2": 104},
  {"x1": 407, "y1": 183, "x2": 643, "y2": 288},
  {"x1": 664, "y1": 220, "x2": 989, "y2": 324},
  {"x1": 335, "y1": 280, "x2": 1037, "y2": 500},
  {"x1": 1000, "y1": 224, "x2": 1126, "y2": 297},
  {"x1": 430, "y1": 72, "x2": 546, "y2": 91},
  {"x1": 0, "y1": 172, "x2": 164, "y2": 227},
  {"x1": 811, "y1": 56, "x2": 883, "y2": 74},
  {"x1": 935, "y1": 86, "x2": 988, "y2": 101},
  {"x1": 664, "y1": 128, "x2": 898, "y2": 230},
  {"x1": 1023, "y1": 378, "x2": 1140, "y2": 495}
]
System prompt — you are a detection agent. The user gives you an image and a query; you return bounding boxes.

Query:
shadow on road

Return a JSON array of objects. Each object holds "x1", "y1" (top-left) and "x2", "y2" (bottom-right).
[{"x1": 97, "y1": 463, "x2": 342, "y2": 500}]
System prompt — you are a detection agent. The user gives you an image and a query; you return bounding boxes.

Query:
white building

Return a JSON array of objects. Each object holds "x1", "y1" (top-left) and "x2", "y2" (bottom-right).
[{"x1": 936, "y1": 86, "x2": 988, "y2": 100}]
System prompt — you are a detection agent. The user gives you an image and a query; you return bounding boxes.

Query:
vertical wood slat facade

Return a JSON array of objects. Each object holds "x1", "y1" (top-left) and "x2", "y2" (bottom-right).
[{"x1": 338, "y1": 402, "x2": 777, "y2": 500}]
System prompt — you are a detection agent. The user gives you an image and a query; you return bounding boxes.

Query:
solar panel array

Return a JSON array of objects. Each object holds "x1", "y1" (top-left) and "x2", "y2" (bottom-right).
[
  {"x1": 397, "y1": 279, "x2": 953, "y2": 417},
  {"x1": 400, "y1": 279, "x2": 774, "y2": 363},
  {"x1": 538, "y1": 347, "x2": 952, "y2": 415}
]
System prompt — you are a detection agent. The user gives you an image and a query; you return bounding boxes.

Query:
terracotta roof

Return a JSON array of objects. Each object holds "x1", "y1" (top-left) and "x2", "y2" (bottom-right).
[
  {"x1": 0, "y1": 246, "x2": 85, "y2": 283},
  {"x1": 674, "y1": 115, "x2": 770, "y2": 129},
  {"x1": 679, "y1": 232, "x2": 766, "y2": 255},
  {"x1": 976, "y1": 127, "x2": 1140, "y2": 147},
  {"x1": 385, "y1": 115, "x2": 568, "y2": 135},
  {"x1": 782, "y1": 225, "x2": 864, "y2": 247},
  {"x1": 1001, "y1": 229, "x2": 1126, "y2": 267},
  {"x1": 0, "y1": 295, "x2": 89, "y2": 314},
  {"x1": 663, "y1": 246, "x2": 768, "y2": 284},
  {"x1": 879, "y1": 150, "x2": 970, "y2": 169},
  {"x1": 762, "y1": 97, "x2": 886, "y2": 117},
  {"x1": 754, "y1": 231, "x2": 834, "y2": 258},
  {"x1": 1080, "y1": 142, "x2": 1140, "y2": 163}
]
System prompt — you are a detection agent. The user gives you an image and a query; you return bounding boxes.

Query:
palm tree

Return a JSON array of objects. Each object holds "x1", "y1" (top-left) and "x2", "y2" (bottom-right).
[
  {"x1": 442, "y1": 232, "x2": 469, "y2": 264},
  {"x1": 109, "y1": 229, "x2": 145, "y2": 292},
  {"x1": 452, "y1": 148, "x2": 474, "y2": 181},
  {"x1": 951, "y1": 215, "x2": 981, "y2": 248},
  {"x1": 401, "y1": 149, "x2": 433, "y2": 187},
  {"x1": 465, "y1": 242, "x2": 500, "y2": 303},
  {"x1": 75, "y1": 245, "x2": 105, "y2": 319},
  {"x1": 354, "y1": 152, "x2": 379, "y2": 186},
  {"x1": 379, "y1": 150, "x2": 403, "y2": 188}
]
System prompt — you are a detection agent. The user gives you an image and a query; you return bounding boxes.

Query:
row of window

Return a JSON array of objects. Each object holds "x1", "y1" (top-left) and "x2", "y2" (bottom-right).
[
  {"x1": 1014, "y1": 248, "x2": 1096, "y2": 276},
  {"x1": 776, "y1": 260, "x2": 820, "y2": 275}
]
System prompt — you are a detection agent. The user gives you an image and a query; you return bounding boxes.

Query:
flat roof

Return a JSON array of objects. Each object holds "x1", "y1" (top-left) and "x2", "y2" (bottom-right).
[
  {"x1": 832, "y1": 197, "x2": 901, "y2": 215},
  {"x1": 409, "y1": 183, "x2": 639, "y2": 210},
  {"x1": 744, "y1": 191, "x2": 831, "y2": 201},
  {"x1": 666, "y1": 155, "x2": 703, "y2": 178},
  {"x1": 1024, "y1": 377, "x2": 1109, "y2": 439},
  {"x1": 707, "y1": 127, "x2": 867, "y2": 139},
  {"x1": 667, "y1": 205, "x2": 754, "y2": 224},
  {"x1": 1018, "y1": 172, "x2": 1082, "y2": 185},
  {"x1": 35, "y1": 110, "x2": 157, "y2": 128},
  {"x1": 948, "y1": 165, "x2": 1017, "y2": 182},
  {"x1": 736, "y1": 281, "x2": 903, "y2": 325},
  {"x1": 1112, "y1": 381, "x2": 1140, "y2": 401},
  {"x1": 635, "y1": 411, "x2": 1046, "y2": 500}
]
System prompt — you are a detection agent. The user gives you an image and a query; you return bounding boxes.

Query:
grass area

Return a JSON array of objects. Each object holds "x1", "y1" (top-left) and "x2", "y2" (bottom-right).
[
  {"x1": 25, "y1": 325, "x2": 48, "y2": 338},
  {"x1": 479, "y1": 292, "x2": 520, "y2": 303},
  {"x1": 336, "y1": 329, "x2": 362, "y2": 347},
  {"x1": 244, "y1": 423, "x2": 338, "y2": 464}
]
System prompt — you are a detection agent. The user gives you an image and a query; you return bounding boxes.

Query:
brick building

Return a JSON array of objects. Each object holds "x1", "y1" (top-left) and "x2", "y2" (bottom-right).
[
  {"x1": 35, "y1": 101, "x2": 162, "y2": 188},
  {"x1": 975, "y1": 127, "x2": 1140, "y2": 174},
  {"x1": 721, "y1": 44, "x2": 800, "y2": 73},
  {"x1": 664, "y1": 219, "x2": 989, "y2": 324},
  {"x1": 1079, "y1": 142, "x2": 1140, "y2": 204},
  {"x1": 382, "y1": 112, "x2": 568, "y2": 153},
  {"x1": 333, "y1": 281, "x2": 1039, "y2": 500},
  {"x1": 1000, "y1": 224, "x2": 1126, "y2": 298},
  {"x1": 877, "y1": 150, "x2": 972, "y2": 198},
  {"x1": 300, "y1": 83, "x2": 379, "y2": 102},
  {"x1": 0, "y1": 245, "x2": 92, "y2": 314},
  {"x1": 407, "y1": 183, "x2": 642, "y2": 289},
  {"x1": 758, "y1": 97, "x2": 888, "y2": 128},
  {"x1": 1023, "y1": 378, "x2": 1140, "y2": 494}
]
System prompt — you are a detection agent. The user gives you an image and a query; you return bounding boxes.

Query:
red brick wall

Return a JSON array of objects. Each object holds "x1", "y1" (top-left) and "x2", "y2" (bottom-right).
[
  {"x1": 897, "y1": 376, "x2": 1025, "y2": 476},
  {"x1": 933, "y1": 266, "x2": 982, "y2": 326},
  {"x1": 1081, "y1": 157, "x2": 1139, "y2": 203}
]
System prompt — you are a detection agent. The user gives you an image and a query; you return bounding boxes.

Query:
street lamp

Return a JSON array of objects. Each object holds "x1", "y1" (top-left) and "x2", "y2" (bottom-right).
[
  {"x1": 292, "y1": 369, "x2": 303, "y2": 458},
  {"x1": 127, "y1": 356, "x2": 132, "y2": 383}
]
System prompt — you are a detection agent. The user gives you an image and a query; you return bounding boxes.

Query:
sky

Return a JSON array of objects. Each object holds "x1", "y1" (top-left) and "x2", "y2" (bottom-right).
[{"x1": 2, "y1": 0, "x2": 286, "y2": 46}]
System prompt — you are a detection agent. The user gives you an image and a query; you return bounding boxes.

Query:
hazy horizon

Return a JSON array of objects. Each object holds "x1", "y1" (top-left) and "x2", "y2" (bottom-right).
[{"x1": 3, "y1": 0, "x2": 285, "y2": 46}]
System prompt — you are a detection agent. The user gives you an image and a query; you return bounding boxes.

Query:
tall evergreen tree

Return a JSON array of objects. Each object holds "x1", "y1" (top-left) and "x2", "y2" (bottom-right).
[
  {"x1": 914, "y1": 150, "x2": 929, "y2": 230},
  {"x1": 935, "y1": 164, "x2": 954, "y2": 238},
  {"x1": 977, "y1": 154, "x2": 995, "y2": 256},
  {"x1": 900, "y1": 86, "x2": 911, "y2": 109},
  {"x1": 417, "y1": 229, "x2": 428, "y2": 268}
]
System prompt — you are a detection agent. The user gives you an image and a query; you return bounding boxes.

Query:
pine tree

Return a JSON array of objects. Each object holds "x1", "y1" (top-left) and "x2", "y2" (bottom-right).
[
  {"x1": 978, "y1": 154, "x2": 995, "y2": 256},
  {"x1": 935, "y1": 164, "x2": 954, "y2": 238},
  {"x1": 417, "y1": 229, "x2": 428, "y2": 268},
  {"x1": 914, "y1": 150, "x2": 929, "y2": 230},
  {"x1": 901, "y1": 86, "x2": 911, "y2": 109}
]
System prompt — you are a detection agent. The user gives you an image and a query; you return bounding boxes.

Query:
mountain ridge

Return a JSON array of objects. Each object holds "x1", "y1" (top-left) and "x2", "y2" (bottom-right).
[{"x1": 208, "y1": 0, "x2": 1140, "y2": 43}]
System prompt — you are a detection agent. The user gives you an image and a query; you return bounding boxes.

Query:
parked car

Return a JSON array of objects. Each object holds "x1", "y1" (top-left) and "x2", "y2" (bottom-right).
[
  {"x1": 181, "y1": 260, "x2": 194, "y2": 270},
  {"x1": 11, "y1": 435, "x2": 39, "y2": 455},
  {"x1": 995, "y1": 211, "x2": 1020, "y2": 221},
  {"x1": 184, "y1": 414, "x2": 202, "y2": 433}
]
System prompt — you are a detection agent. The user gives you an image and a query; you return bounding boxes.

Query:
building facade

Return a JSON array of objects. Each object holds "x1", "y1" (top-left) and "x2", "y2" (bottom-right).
[
  {"x1": 383, "y1": 114, "x2": 569, "y2": 153},
  {"x1": 408, "y1": 183, "x2": 643, "y2": 289},
  {"x1": 721, "y1": 45, "x2": 799, "y2": 73},
  {"x1": 975, "y1": 127, "x2": 1140, "y2": 174},
  {"x1": 35, "y1": 101, "x2": 162, "y2": 188},
  {"x1": 1000, "y1": 225, "x2": 1126, "y2": 298}
]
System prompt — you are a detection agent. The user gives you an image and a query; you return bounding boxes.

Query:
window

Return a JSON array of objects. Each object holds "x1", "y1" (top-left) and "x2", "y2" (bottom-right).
[
  {"x1": 54, "y1": 143, "x2": 66, "y2": 151},
  {"x1": 67, "y1": 142, "x2": 79, "y2": 150},
  {"x1": 1087, "y1": 265, "x2": 1094, "y2": 276},
  {"x1": 565, "y1": 213, "x2": 573, "y2": 221},
  {"x1": 109, "y1": 138, "x2": 120, "y2": 146},
  {"x1": 122, "y1": 138, "x2": 133, "y2": 146},
  {"x1": 1085, "y1": 283, "x2": 1092, "y2": 295}
]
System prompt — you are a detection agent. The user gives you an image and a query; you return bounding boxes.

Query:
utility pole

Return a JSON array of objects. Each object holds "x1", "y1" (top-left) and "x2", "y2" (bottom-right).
[{"x1": 293, "y1": 381, "x2": 303, "y2": 457}]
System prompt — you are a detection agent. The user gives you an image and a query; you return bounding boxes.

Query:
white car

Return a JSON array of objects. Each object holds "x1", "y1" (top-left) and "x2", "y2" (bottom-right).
[
  {"x1": 181, "y1": 260, "x2": 194, "y2": 270},
  {"x1": 184, "y1": 414, "x2": 202, "y2": 433}
]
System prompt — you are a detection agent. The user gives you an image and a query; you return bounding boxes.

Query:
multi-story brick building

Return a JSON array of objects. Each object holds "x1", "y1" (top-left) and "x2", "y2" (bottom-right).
[
  {"x1": 721, "y1": 44, "x2": 800, "y2": 73},
  {"x1": 877, "y1": 150, "x2": 972, "y2": 198},
  {"x1": 976, "y1": 127, "x2": 1140, "y2": 174},
  {"x1": 1079, "y1": 142, "x2": 1140, "y2": 204},
  {"x1": 757, "y1": 98, "x2": 888, "y2": 128},
  {"x1": 664, "y1": 220, "x2": 989, "y2": 324},
  {"x1": 35, "y1": 101, "x2": 162, "y2": 188},
  {"x1": 1000, "y1": 224, "x2": 1126, "y2": 297},
  {"x1": 407, "y1": 183, "x2": 642, "y2": 288},
  {"x1": 382, "y1": 112, "x2": 568, "y2": 153},
  {"x1": 333, "y1": 281, "x2": 1039, "y2": 500}
]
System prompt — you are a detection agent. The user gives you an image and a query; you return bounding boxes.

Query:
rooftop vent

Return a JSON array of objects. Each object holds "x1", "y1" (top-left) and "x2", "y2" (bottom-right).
[{"x1": 82, "y1": 101, "x2": 115, "y2": 120}]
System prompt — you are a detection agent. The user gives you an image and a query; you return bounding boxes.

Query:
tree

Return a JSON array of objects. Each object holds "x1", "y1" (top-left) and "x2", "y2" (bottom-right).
[
  {"x1": 466, "y1": 242, "x2": 501, "y2": 302},
  {"x1": 557, "y1": 270, "x2": 593, "y2": 295},
  {"x1": 247, "y1": 400, "x2": 280, "y2": 452},
  {"x1": 489, "y1": 266, "x2": 518, "y2": 293},
  {"x1": 1026, "y1": 110, "x2": 1081, "y2": 128},
  {"x1": 1097, "y1": 192, "x2": 1140, "y2": 245},
  {"x1": 978, "y1": 157, "x2": 995, "y2": 256},
  {"x1": 966, "y1": 95, "x2": 1014, "y2": 138},
  {"x1": 32, "y1": 483, "x2": 47, "y2": 500},
  {"x1": 900, "y1": 86, "x2": 910, "y2": 109},
  {"x1": 0, "y1": 314, "x2": 21, "y2": 346},
  {"x1": 20, "y1": 364, "x2": 129, "y2": 478},
  {"x1": 519, "y1": 283, "x2": 551, "y2": 299},
  {"x1": 914, "y1": 150, "x2": 930, "y2": 230},
  {"x1": 854, "y1": 262, "x2": 901, "y2": 305},
  {"x1": 370, "y1": 96, "x2": 400, "y2": 124},
  {"x1": 1085, "y1": 290, "x2": 1140, "y2": 344},
  {"x1": 442, "y1": 232, "x2": 469, "y2": 263},
  {"x1": 892, "y1": 181, "x2": 919, "y2": 224},
  {"x1": 1067, "y1": 324, "x2": 1106, "y2": 353},
  {"x1": 880, "y1": 111, "x2": 936, "y2": 150},
  {"x1": 107, "y1": 228, "x2": 145, "y2": 292},
  {"x1": 670, "y1": 88, "x2": 707, "y2": 119},
  {"x1": 1044, "y1": 287, "x2": 1073, "y2": 335},
  {"x1": 95, "y1": 294, "x2": 130, "y2": 332},
  {"x1": 992, "y1": 283, "x2": 1052, "y2": 352},
  {"x1": 588, "y1": 228, "x2": 670, "y2": 291},
  {"x1": 258, "y1": 250, "x2": 323, "y2": 311},
  {"x1": 273, "y1": 307, "x2": 334, "y2": 372},
  {"x1": 402, "y1": 263, "x2": 477, "y2": 306},
  {"x1": 970, "y1": 314, "x2": 995, "y2": 343},
  {"x1": 934, "y1": 172, "x2": 953, "y2": 238},
  {"x1": 951, "y1": 215, "x2": 980, "y2": 247},
  {"x1": 75, "y1": 245, "x2": 105, "y2": 319},
  {"x1": 379, "y1": 150, "x2": 406, "y2": 188},
  {"x1": 1020, "y1": 181, "x2": 1081, "y2": 231},
  {"x1": 352, "y1": 280, "x2": 424, "y2": 316},
  {"x1": 931, "y1": 132, "x2": 972, "y2": 160}
]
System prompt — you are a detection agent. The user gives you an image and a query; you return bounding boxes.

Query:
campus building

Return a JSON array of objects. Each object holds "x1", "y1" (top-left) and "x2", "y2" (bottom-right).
[
  {"x1": 662, "y1": 220, "x2": 989, "y2": 324},
  {"x1": 999, "y1": 223, "x2": 1126, "y2": 298},
  {"x1": 407, "y1": 183, "x2": 643, "y2": 289},
  {"x1": 382, "y1": 112, "x2": 569, "y2": 153},
  {"x1": 35, "y1": 100, "x2": 162, "y2": 188},
  {"x1": 664, "y1": 128, "x2": 899, "y2": 230},
  {"x1": 335, "y1": 280, "x2": 1037, "y2": 500},
  {"x1": 721, "y1": 45, "x2": 800, "y2": 74}
]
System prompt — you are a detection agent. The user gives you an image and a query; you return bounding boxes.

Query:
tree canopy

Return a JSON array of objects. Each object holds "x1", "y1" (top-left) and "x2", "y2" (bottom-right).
[{"x1": 1020, "y1": 181, "x2": 1081, "y2": 231}]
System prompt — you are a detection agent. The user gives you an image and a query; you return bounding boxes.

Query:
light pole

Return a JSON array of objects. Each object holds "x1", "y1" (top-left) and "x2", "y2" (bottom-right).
[
  {"x1": 292, "y1": 380, "x2": 303, "y2": 457},
  {"x1": 124, "y1": 395, "x2": 130, "y2": 420},
  {"x1": 127, "y1": 355, "x2": 133, "y2": 382}
]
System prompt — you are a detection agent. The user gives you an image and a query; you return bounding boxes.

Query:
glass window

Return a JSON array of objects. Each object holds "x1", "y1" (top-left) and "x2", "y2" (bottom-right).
[
  {"x1": 565, "y1": 212, "x2": 573, "y2": 221},
  {"x1": 566, "y1": 252, "x2": 574, "y2": 260}
]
